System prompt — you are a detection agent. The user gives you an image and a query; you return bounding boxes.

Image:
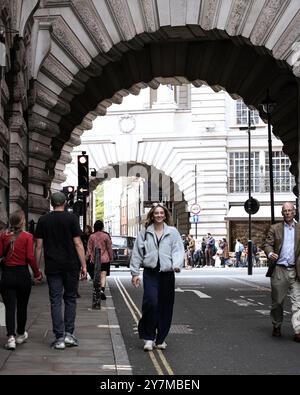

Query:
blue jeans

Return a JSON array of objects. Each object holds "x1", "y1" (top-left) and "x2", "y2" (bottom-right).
[{"x1": 46, "y1": 271, "x2": 79, "y2": 339}]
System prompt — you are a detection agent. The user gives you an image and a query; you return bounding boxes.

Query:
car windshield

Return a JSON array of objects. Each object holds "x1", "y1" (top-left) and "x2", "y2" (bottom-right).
[{"x1": 112, "y1": 236, "x2": 127, "y2": 248}]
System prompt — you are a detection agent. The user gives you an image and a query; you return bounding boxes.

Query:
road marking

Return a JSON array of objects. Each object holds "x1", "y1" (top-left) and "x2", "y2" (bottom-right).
[
  {"x1": 228, "y1": 277, "x2": 270, "y2": 292},
  {"x1": 175, "y1": 287, "x2": 211, "y2": 299},
  {"x1": 226, "y1": 298, "x2": 257, "y2": 307},
  {"x1": 255, "y1": 310, "x2": 270, "y2": 316},
  {"x1": 97, "y1": 324, "x2": 120, "y2": 329},
  {"x1": 114, "y1": 277, "x2": 172, "y2": 375}
]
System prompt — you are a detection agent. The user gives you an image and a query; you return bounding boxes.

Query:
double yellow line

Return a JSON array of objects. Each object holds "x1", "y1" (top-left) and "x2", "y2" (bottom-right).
[{"x1": 114, "y1": 277, "x2": 174, "y2": 375}]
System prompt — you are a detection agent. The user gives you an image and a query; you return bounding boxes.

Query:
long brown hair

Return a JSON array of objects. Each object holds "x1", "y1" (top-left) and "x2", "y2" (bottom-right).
[
  {"x1": 9, "y1": 210, "x2": 25, "y2": 235},
  {"x1": 144, "y1": 204, "x2": 172, "y2": 228}
]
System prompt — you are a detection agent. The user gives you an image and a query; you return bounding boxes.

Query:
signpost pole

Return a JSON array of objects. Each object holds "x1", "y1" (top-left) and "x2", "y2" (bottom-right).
[
  {"x1": 240, "y1": 109, "x2": 256, "y2": 276},
  {"x1": 194, "y1": 164, "x2": 198, "y2": 239}
]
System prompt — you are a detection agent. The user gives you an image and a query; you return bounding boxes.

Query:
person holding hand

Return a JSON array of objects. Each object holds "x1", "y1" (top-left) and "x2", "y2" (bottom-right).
[
  {"x1": 0, "y1": 210, "x2": 42, "y2": 350},
  {"x1": 130, "y1": 203, "x2": 184, "y2": 351}
]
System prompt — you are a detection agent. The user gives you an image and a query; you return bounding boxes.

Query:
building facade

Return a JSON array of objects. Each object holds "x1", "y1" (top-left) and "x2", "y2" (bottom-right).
[{"x1": 64, "y1": 84, "x2": 294, "y2": 247}]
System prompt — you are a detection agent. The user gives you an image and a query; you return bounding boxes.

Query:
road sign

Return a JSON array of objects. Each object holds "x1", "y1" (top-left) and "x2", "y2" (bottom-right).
[
  {"x1": 190, "y1": 214, "x2": 200, "y2": 223},
  {"x1": 190, "y1": 203, "x2": 201, "y2": 214},
  {"x1": 244, "y1": 197, "x2": 260, "y2": 215}
]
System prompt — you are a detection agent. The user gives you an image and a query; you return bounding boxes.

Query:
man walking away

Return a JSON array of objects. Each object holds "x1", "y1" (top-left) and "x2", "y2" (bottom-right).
[
  {"x1": 263, "y1": 202, "x2": 300, "y2": 341},
  {"x1": 35, "y1": 192, "x2": 87, "y2": 350}
]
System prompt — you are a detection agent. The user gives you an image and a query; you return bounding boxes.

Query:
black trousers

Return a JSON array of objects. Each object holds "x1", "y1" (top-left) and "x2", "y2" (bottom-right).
[
  {"x1": 0, "y1": 266, "x2": 32, "y2": 337},
  {"x1": 138, "y1": 267, "x2": 175, "y2": 344}
]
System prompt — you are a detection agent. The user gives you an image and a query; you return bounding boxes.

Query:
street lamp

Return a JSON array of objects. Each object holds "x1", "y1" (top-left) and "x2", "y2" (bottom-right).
[
  {"x1": 261, "y1": 92, "x2": 277, "y2": 225},
  {"x1": 136, "y1": 173, "x2": 141, "y2": 231}
]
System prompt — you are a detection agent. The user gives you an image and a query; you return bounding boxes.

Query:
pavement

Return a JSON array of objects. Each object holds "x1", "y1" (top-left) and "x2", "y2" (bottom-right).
[{"x1": 0, "y1": 279, "x2": 132, "y2": 375}]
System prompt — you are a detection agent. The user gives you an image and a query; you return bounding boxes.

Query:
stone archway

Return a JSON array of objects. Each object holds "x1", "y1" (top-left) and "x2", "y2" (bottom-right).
[
  {"x1": 1, "y1": 1, "x2": 300, "y2": 223},
  {"x1": 83, "y1": 161, "x2": 190, "y2": 235}
]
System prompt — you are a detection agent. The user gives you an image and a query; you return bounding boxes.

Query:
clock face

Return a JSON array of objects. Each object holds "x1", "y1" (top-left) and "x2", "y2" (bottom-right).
[{"x1": 119, "y1": 114, "x2": 136, "y2": 134}]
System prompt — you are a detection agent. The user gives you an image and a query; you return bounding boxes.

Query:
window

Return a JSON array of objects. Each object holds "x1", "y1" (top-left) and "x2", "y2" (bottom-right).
[
  {"x1": 236, "y1": 100, "x2": 260, "y2": 125},
  {"x1": 265, "y1": 151, "x2": 295, "y2": 192},
  {"x1": 229, "y1": 152, "x2": 260, "y2": 193}
]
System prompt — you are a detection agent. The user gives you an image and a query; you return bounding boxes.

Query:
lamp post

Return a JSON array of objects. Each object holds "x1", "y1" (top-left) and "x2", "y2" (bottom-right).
[
  {"x1": 261, "y1": 92, "x2": 277, "y2": 225},
  {"x1": 136, "y1": 173, "x2": 141, "y2": 232},
  {"x1": 194, "y1": 164, "x2": 198, "y2": 239},
  {"x1": 240, "y1": 109, "x2": 256, "y2": 275}
]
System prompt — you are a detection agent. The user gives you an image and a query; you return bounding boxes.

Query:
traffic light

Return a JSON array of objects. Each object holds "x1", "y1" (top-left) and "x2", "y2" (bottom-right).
[
  {"x1": 63, "y1": 186, "x2": 75, "y2": 208},
  {"x1": 77, "y1": 153, "x2": 89, "y2": 197}
]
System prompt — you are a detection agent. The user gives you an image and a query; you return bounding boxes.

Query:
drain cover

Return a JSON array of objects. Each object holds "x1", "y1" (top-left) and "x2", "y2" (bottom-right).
[{"x1": 169, "y1": 324, "x2": 193, "y2": 334}]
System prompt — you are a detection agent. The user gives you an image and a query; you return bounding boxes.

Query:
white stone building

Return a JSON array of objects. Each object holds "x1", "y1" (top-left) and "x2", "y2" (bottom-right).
[{"x1": 64, "y1": 84, "x2": 294, "y2": 248}]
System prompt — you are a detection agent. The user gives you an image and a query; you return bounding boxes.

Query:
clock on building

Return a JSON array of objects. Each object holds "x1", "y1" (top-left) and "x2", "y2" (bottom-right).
[{"x1": 119, "y1": 114, "x2": 136, "y2": 134}]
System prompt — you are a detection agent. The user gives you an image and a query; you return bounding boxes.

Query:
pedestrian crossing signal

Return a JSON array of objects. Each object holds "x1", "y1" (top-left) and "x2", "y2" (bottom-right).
[{"x1": 78, "y1": 154, "x2": 89, "y2": 196}]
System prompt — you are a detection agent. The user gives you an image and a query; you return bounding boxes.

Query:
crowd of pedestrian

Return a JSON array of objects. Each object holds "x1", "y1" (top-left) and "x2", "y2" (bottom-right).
[
  {"x1": 1, "y1": 197, "x2": 300, "y2": 354},
  {"x1": 179, "y1": 233, "x2": 263, "y2": 269}
]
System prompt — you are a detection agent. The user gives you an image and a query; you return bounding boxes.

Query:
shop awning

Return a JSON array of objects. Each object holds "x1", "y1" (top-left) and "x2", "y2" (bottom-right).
[{"x1": 225, "y1": 205, "x2": 283, "y2": 221}]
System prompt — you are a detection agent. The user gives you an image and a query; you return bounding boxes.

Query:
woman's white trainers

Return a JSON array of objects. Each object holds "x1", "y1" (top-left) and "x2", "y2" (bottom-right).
[
  {"x1": 155, "y1": 341, "x2": 167, "y2": 350},
  {"x1": 143, "y1": 340, "x2": 154, "y2": 351},
  {"x1": 16, "y1": 331, "x2": 28, "y2": 344},
  {"x1": 5, "y1": 336, "x2": 16, "y2": 350}
]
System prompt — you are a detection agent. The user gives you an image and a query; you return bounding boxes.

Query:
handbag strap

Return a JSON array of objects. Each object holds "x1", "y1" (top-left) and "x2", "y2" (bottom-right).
[{"x1": 0, "y1": 233, "x2": 19, "y2": 261}]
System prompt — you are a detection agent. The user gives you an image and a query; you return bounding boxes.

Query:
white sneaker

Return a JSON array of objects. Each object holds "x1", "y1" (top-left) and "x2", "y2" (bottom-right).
[
  {"x1": 143, "y1": 340, "x2": 154, "y2": 351},
  {"x1": 64, "y1": 332, "x2": 78, "y2": 347},
  {"x1": 5, "y1": 336, "x2": 16, "y2": 350},
  {"x1": 155, "y1": 341, "x2": 167, "y2": 350},
  {"x1": 16, "y1": 331, "x2": 28, "y2": 344}
]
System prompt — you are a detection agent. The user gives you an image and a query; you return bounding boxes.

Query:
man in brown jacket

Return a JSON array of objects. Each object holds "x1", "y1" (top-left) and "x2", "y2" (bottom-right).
[{"x1": 263, "y1": 202, "x2": 300, "y2": 341}]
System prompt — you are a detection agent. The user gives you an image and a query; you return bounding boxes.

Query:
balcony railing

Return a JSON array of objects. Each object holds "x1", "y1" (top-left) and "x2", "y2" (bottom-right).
[{"x1": 228, "y1": 176, "x2": 295, "y2": 194}]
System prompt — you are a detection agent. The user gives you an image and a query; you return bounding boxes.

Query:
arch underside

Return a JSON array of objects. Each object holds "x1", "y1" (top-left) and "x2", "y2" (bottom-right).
[{"x1": 44, "y1": 38, "x2": 298, "y2": 185}]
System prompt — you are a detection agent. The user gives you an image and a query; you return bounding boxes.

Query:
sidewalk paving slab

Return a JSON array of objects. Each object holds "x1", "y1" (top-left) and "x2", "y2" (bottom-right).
[{"x1": 0, "y1": 279, "x2": 132, "y2": 375}]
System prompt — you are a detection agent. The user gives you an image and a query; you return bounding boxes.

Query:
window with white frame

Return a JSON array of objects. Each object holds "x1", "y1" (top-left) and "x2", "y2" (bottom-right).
[
  {"x1": 229, "y1": 152, "x2": 260, "y2": 193},
  {"x1": 236, "y1": 99, "x2": 260, "y2": 125},
  {"x1": 265, "y1": 151, "x2": 295, "y2": 192}
]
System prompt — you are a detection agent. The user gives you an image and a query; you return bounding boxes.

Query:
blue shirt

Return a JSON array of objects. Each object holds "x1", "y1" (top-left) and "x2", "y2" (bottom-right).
[{"x1": 277, "y1": 222, "x2": 295, "y2": 267}]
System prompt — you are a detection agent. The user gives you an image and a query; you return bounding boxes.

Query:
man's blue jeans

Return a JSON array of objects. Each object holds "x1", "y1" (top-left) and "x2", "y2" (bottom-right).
[{"x1": 46, "y1": 271, "x2": 79, "y2": 339}]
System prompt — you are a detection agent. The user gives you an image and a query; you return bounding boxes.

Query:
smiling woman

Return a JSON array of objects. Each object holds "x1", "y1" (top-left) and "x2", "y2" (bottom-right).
[{"x1": 130, "y1": 204, "x2": 184, "y2": 351}]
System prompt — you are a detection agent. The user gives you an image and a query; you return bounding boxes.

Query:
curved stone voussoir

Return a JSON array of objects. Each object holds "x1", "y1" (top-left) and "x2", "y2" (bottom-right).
[
  {"x1": 29, "y1": 140, "x2": 53, "y2": 161},
  {"x1": 29, "y1": 194, "x2": 50, "y2": 215},
  {"x1": 0, "y1": 161, "x2": 9, "y2": 187},
  {"x1": 10, "y1": 180, "x2": 27, "y2": 205},
  {"x1": 71, "y1": 0, "x2": 112, "y2": 53},
  {"x1": 10, "y1": 144, "x2": 27, "y2": 171},
  {"x1": 50, "y1": 16, "x2": 91, "y2": 69},
  {"x1": 0, "y1": 117, "x2": 9, "y2": 146},
  {"x1": 29, "y1": 113, "x2": 60, "y2": 138},
  {"x1": 28, "y1": 167, "x2": 51, "y2": 185},
  {"x1": 57, "y1": 151, "x2": 72, "y2": 166},
  {"x1": 36, "y1": 83, "x2": 70, "y2": 115}
]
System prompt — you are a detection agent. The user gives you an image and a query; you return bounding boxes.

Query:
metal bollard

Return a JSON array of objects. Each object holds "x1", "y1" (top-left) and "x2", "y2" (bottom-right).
[{"x1": 92, "y1": 247, "x2": 101, "y2": 309}]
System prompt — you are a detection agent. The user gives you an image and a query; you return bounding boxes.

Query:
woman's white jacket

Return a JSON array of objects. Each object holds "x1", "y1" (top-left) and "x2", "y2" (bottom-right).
[{"x1": 130, "y1": 223, "x2": 184, "y2": 276}]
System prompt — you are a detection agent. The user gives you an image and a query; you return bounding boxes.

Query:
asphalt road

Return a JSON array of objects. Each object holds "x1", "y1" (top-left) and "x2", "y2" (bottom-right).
[{"x1": 108, "y1": 267, "x2": 300, "y2": 375}]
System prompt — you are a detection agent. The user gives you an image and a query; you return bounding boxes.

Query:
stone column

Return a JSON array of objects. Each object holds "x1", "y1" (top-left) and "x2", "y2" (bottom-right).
[
  {"x1": 0, "y1": 77, "x2": 9, "y2": 228},
  {"x1": 8, "y1": 38, "x2": 28, "y2": 216},
  {"x1": 27, "y1": 110, "x2": 56, "y2": 224}
]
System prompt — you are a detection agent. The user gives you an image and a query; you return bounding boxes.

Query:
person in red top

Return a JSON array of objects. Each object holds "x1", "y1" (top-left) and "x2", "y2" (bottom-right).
[
  {"x1": 0, "y1": 210, "x2": 42, "y2": 350},
  {"x1": 87, "y1": 220, "x2": 113, "y2": 300}
]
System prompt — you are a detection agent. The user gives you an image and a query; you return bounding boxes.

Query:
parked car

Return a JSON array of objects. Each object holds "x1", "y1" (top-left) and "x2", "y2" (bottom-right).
[{"x1": 111, "y1": 235, "x2": 136, "y2": 268}]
